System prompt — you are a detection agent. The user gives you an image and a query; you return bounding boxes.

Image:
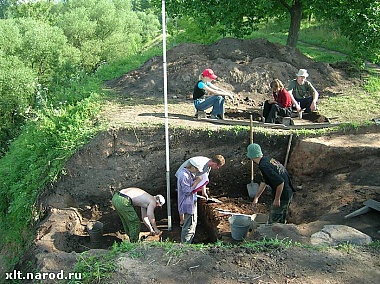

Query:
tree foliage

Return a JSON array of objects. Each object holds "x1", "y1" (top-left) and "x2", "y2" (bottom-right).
[
  {"x1": 0, "y1": 0, "x2": 161, "y2": 154},
  {"x1": 16, "y1": 18, "x2": 78, "y2": 81},
  {"x1": 153, "y1": 0, "x2": 309, "y2": 45},
  {"x1": 0, "y1": 53, "x2": 36, "y2": 154},
  {"x1": 155, "y1": 0, "x2": 379, "y2": 62},
  {"x1": 314, "y1": 0, "x2": 380, "y2": 63},
  {"x1": 50, "y1": 0, "x2": 160, "y2": 72},
  {"x1": 4, "y1": 0, "x2": 56, "y2": 22}
]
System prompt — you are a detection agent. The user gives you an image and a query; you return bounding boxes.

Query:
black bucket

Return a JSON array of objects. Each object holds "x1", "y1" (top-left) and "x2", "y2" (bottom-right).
[{"x1": 87, "y1": 221, "x2": 104, "y2": 243}]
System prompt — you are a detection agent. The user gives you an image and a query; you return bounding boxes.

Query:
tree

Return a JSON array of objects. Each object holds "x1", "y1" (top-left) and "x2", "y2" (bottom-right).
[
  {"x1": 154, "y1": 0, "x2": 379, "y2": 62},
  {"x1": 52, "y1": 0, "x2": 160, "y2": 72},
  {"x1": 0, "y1": 53, "x2": 36, "y2": 153},
  {"x1": 15, "y1": 18, "x2": 79, "y2": 83},
  {"x1": 0, "y1": 0, "x2": 12, "y2": 18},
  {"x1": 279, "y1": 0, "x2": 302, "y2": 47},
  {"x1": 153, "y1": 0, "x2": 311, "y2": 48},
  {"x1": 314, "y1": 0, "x2": 380, "y2": 63},
  {"x1": 4, "y1": 0, "x2": 56, "y2": 22}
]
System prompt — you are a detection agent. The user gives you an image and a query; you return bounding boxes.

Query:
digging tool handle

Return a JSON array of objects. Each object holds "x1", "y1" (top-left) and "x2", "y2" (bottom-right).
[
  {"x1": 217, "y1": 210, "x2": 253, "y2": 218},
  {"x1": 250, "y1": 115, "x2": 254, "y2": 182},
  {"x1": 284, "y1": 133, "x2": 293, "y2": 168}
]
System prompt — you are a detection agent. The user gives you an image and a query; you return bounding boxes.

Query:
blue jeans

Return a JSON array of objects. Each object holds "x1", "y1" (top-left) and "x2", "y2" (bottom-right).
[{"x1": 194, "y1": 96, "x2": 225, "y2": 116}]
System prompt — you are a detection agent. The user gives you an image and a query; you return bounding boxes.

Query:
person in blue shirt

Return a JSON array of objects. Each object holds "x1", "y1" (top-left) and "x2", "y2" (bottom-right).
[
  {"x1": 175, "y1": 155, "x2": 225, "y2": 227},
  {"x1": 176, "y1": 158, "x2": 204, "y2": 243},
  {"x1": 193, "y1": 68, "x2": 233, "y2": 119}
]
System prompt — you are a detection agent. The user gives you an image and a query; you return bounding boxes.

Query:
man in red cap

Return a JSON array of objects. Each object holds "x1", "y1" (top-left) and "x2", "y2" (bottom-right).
[{"x1": 193, "y1": 68, "x2": 233, "y2": 119}]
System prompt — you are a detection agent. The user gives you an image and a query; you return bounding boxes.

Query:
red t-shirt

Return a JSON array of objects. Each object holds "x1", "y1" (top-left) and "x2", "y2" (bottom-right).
[{"x1": 273, "y1": 88, "x2": 292, "y2": 108}]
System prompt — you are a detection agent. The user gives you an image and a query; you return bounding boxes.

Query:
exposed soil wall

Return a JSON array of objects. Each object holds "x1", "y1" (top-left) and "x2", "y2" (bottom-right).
[{"x1": 32, "y1": 127, "x2": 380, "y2": 252}]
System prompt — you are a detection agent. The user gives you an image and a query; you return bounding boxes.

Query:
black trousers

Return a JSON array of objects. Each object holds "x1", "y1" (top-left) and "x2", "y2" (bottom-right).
[
  {"x1": 263, "y1": 101, "x2": 292, "y2": 123},
  {"x1": 295, "y1": 97, "x2": 314, "y2": 113}
]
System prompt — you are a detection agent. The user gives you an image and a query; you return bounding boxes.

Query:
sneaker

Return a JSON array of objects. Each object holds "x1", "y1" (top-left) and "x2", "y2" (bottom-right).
[
  {"x1": 195, "y1": 111, "x2": 206, "y2": 119},
  {"x1": 210, "y1": 114, "x2": 219, "y2": 119}
]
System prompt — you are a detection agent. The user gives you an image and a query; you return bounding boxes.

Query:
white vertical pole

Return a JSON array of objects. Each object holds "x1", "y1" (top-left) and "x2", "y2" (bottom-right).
[{"x1": 162, "y1": 0, "x2": 172, "y2": 231}]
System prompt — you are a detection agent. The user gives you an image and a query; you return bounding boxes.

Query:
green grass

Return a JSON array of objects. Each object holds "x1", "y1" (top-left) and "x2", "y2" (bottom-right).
[
  {"x1": 247, "y1": 18, "x2": 352, "y2": 63},
  {"x1": 363, "y1": 75, "x2": 380, "y2": 93},
  {"x1": 69, "y1": 252, "x2": 117, "y2": 284},
  {"x1": 319, "y1": 92, "x2": 380, "y2": 124},
  {"x1": 71, "y1": 237, "x2": 380, "y2": 283},
  {"x1": 70, "y1": 238, "x2": 299, "y2": 283}
]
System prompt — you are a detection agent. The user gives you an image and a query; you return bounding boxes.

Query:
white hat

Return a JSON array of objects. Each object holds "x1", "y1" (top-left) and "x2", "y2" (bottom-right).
[
  {"x1": 155, "y1": 194, "x2": 165, "y2": 206},
  {"x1": 188, "y1": 157, "x2": 203, "y2": 172},
  {"x1": 296, "y1": 69, "x2": 309, "y2": 78}
]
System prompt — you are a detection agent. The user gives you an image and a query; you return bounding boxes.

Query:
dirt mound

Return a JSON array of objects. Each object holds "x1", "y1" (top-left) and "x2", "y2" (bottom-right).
[{"x1": 105, "y1": 38, "x2": 350, "y2": 109}]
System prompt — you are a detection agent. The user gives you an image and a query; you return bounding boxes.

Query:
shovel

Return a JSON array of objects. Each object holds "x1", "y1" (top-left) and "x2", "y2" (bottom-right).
[
  {"x1": 197, "y1": 195, "x2": 223, "y2": 203},
  {"x1": 247, "y1": 115, "x2": 259, "y2": 198},
  {"x1": 284, "y1": 133, "x2": 293, "y2": 168}
]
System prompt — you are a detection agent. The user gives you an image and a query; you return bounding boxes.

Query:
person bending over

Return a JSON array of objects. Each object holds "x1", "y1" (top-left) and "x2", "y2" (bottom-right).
[{"x1": 112, "y1": 187, "x2": 165, "y2": 242}]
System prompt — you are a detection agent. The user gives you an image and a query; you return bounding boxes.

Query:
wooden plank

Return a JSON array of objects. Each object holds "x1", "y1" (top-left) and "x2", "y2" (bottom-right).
[
  {"x1": 344, "y1": 206, "x2": 371, "y2": 219},
  {"x1": 215, "y1": 209, "x2": 253, "y2": 218},
  {"x1": 363, "y1": 199, "x2": 380, "y2": 211},
  {"x1": 200, "y1": 117, "x2": 340, "y2": 130},
  {"x1": 197, "y1": 195, "x2": 223, "y2": 203}
]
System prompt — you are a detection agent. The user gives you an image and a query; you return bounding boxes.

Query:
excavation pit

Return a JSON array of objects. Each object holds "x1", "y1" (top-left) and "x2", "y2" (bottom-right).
[
  {"x1": 30, "y1": 126, "x2": 380, "y2": 257},
  {"x1": 5, "y1": 37, "x2": 380, "y2": 282}
]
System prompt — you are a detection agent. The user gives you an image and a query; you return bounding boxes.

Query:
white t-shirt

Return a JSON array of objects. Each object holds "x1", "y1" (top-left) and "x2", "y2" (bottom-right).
[{"x1": 175, "y1": 156, "x2": 210, "y2": 178}]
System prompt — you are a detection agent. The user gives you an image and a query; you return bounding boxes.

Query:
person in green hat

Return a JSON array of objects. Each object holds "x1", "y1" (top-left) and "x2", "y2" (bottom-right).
[{"x1": 247, "y1": 143, "x2": 295, "y2": 223}]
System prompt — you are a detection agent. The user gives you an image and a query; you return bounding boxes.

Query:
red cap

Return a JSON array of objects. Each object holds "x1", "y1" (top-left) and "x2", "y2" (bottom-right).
[{"x1": 202, "y1": 69, "x2": 217, "y2": 80}]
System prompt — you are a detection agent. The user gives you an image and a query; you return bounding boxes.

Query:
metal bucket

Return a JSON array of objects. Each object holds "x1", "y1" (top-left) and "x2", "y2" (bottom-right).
[
  {"x1": 87, "y1": 221, "x2": 103, "y2": 243},
  {"x1": 229, "y1": 215, "x2": 252, "y2": 241}
]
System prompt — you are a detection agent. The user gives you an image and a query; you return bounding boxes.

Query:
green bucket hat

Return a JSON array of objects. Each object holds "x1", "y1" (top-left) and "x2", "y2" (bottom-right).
[{"x1": 247, "y1": 143, "x2": 263, "y2": 159}]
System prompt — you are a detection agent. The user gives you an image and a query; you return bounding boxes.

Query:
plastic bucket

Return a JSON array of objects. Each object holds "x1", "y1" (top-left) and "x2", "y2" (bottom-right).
[
  {"x1": 250, "y1": 213, "x2": 269, "y2": 231},
  {"x1": 87, "y1": 221, "x2": 103, "y2": 243},
  {"x1": 229, "y1": 215, "x2": 252, "y2": 241}
]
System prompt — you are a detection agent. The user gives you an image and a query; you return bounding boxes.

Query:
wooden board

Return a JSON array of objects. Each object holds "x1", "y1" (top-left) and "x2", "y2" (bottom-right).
[
  {"x1": 363, "y1": 199, "x2": 380, "y2": 211},
  {"x1": 344, "y1": 199, "x2": 380, "y2": 219},
  {"x1": 200, "y1": 117, "x2": 340, "y2": 130},
  {"x1": 198, "y1": 195, "x2": 223, "y2": 203}
]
